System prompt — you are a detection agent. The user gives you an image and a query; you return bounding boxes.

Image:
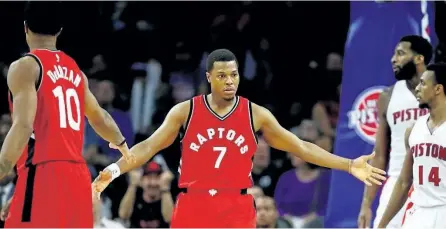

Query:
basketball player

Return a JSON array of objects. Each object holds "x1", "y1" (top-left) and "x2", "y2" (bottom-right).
[
  {"x1": 93, "y1": 49, "x2": 386, "y2": 228},
  {"x1": 0, "y1": 2, "x2": 133, "y2": 227},
  {"x1": 378, "y1": 62, "x2": 446, "y2": 229},
  {"x1": 358, "y1": 35, "x2": 433, "y2": 229}
]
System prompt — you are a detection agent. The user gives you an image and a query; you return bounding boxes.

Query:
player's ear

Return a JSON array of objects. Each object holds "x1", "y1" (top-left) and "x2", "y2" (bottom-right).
[
  {"x1": 414, "y1": 55, "x2": 424, "y2": 65},
  {"x1": 435, "y1": 84, "x2": 443, "y2": 95},
  {"x1": 206, "y1": 72, "x2": 211, "y2": 83}
]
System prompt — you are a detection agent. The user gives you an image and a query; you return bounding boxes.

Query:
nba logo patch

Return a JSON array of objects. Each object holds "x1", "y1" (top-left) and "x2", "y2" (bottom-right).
[{"x1": 347, "y1": 86, "x2": 387, "y2": 144}]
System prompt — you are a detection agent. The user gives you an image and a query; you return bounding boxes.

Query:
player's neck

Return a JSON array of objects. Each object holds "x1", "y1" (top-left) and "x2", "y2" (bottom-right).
[
  {"x1": 27, "y1": 36, "x2": 57, "y2": 51},
  {"x1": 429, "y1": 101, "x2": 446, "y2": 125},
  {"x1": 208, "y1": 93, "x2": 235, "y2": 108}
]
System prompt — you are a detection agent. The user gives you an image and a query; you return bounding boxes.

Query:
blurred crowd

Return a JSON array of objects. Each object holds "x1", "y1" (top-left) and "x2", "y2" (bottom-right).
[{"x1": 0, "y1": 1, "x2": 446, "y2": 228}]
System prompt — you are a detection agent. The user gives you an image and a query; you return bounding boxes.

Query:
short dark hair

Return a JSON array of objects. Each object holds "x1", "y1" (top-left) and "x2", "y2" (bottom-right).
[
  {"x1": 400, "y1": 35, "x2": 433, "y2": 65},
  {"x1": 24, "y1": 1, "x2": 63, "y2": 36},
  {"x1": 206, "y1": 49, "x2": 238, "y2": 71},
  {"x1": 427, "y1": 62, "x2": 446, "y2": 94}
]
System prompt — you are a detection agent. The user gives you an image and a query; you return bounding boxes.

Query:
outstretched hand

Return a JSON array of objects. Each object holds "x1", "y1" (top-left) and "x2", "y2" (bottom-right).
[
  {"x1": 91, "y1": 170, "x2": 112, "y2": 200},
  {"x1": 109, "y1": 142, "x2": 136, "y2": 163},
  {"x1": 350, "y1": 152, "x2": 387, "y2": 186}
]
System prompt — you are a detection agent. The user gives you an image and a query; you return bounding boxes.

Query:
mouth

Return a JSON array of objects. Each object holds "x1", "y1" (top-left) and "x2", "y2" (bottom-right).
[
  {"x1": 223, "y1": 88, "x2": 236, "y2": 94},
  {"x1": 392, "y1": 66, "x2": 400, "y2": 72}
]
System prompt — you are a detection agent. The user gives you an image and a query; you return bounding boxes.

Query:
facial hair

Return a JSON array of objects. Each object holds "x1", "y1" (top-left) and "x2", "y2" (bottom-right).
[
  {"x1": 395, "y1": 60, "x2": 417, "y2": 80},
  {"x1": 419, "y1": 102, "x2": 430, "y2": 109}
]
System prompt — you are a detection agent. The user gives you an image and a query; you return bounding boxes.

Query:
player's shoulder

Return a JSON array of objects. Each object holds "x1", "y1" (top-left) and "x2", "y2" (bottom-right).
[
  {"x1": 7, "y1": 56, "x2": 40, "y2": 82},
  {"x1": 379, "y1": 85, "x2": 394, "y2": 101},
  {"x1": 169, "y1": 100, "x2": 191, "y2": 120}
]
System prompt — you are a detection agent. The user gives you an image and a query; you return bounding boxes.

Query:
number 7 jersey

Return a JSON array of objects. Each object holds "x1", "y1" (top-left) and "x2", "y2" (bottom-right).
[
  {"x1": 9, "y1": 49, "x2": 86, "y2": 166},
  {"x1": 409, "y1": 113, "x2": 446, "y2": 207},
  {"x1": 178, "y1": 95, "x2": 258, "y2": 189}
]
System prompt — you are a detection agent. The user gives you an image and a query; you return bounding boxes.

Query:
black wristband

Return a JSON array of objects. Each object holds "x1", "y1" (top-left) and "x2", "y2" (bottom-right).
[{"x1": 117, "y1": 139, "x2": 126, "y2": 146}]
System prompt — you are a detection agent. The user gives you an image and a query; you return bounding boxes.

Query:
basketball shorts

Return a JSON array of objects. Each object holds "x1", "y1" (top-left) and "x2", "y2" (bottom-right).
[
  {"x1": 373, "y1": 176, "x2": 409, "y2": 229},
  {"x1": 170, "y1": 188, "x2": 256, "y2": 228},
  {"x1": 402, "y1": 204, "x2": 446, "y2": 229},
  {"x1": 5, "y1": 161, "x2": 93, "y2": 228}
]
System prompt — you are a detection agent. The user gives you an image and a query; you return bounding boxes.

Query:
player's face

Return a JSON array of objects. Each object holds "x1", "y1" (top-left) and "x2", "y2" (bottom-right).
[
  {"x1": 256, "y1": 198, "x2": 278, "y2": 227},
  {"x1": 206, "y1": 61, "x2": 239, "y2": 101},
  {"x1": 416, "y1": 70, "x2": 440, "y2": 109},
  {"x1": 391, "y1": 42, "x2": 417, "y2": 80}
]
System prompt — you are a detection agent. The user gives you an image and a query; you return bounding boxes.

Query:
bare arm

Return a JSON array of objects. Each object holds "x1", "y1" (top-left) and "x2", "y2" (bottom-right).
[
  {"x1": 312, "y1": 102, "x2": 335, "y2": 137},
  {"x1": 361, "y1": 90, "x2": 391, "y2": 208},
  {"x1": 83, "y1": 73, "x2": 126, "y2": 146},
  {"x1": 118, "y1": 185, "x2": 138, "y2": 220},
  {"x1": 253, "y1": 103, "x2": 351, "y2": 172},
  {"x1": 115, "y1": 101, "x2": 189, "y2": 174},
  {"x1": 378, "y1": 125, "x2": 414, "y2": 228},
  {"x1": 0, "y1": 57, "x2": 39, "y2": 179}
]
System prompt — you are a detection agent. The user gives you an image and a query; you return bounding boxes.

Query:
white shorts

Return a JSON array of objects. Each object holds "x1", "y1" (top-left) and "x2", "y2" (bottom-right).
[
  {"x1": 373, "y1": 176, "x2": 410, "y2": 229},
  {"x1": 402, "y1": 204, "x2": 446, "y2": 229}
]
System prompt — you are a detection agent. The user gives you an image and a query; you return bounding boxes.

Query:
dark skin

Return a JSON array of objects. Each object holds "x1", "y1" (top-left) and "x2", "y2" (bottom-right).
[
  {"x1": 93, "y1": 60, "x2": 387, "y2": 194},
  {"x1": 379, "y1": 70, "x2": 446, "y2": 227},
  {"x1": 358, "y1": 41, "x2": 427, "y2": 228},
  {"x1": 0, "y1": 25, "x2": 133, "y2": 180}
]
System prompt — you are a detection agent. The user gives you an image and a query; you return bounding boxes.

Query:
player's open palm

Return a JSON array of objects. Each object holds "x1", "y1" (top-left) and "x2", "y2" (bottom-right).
[
  {"x1": 351, "y1": 152, "x2": 387, "y2": 186},
  {"x1": 109, "y1": 142, "x2": 136, "y2": 163}
]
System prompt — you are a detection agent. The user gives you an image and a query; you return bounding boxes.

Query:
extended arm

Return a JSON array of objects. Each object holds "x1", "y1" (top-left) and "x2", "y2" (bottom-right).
[
  {"x1": 113, "y1": 101, "x2": 187, "y2": 174},
  {"x1": 0, "y1": 57, "x2": 39, "y2": 179},
  {"x1": 83, "y1": 74, "x2": 126, "y2": 146},
  {"x1": 253, "y1": 103, "x2": 386, "y2": 184},
  {"x1": 361, "y1": 90, "x2": 391, "y2": 208},
  {"x1": 254, "y1": 103, "x2": 351, "y2": 171},
  {"x1": 378, "y1": 125, "x2": 414, "y2": 228}
]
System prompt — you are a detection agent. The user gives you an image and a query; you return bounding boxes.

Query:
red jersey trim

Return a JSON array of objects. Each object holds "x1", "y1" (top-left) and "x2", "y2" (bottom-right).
[{"x1": 202, "y1": 95, "x2": 240, "y2": 121}]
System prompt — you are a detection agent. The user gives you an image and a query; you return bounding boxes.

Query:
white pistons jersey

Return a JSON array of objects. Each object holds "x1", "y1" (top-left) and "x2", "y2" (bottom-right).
[
  {"x1": 409, "y1": 114, "x2": 446, "y2": 207},
  {"x1": 386, "y1": 80, "x2": 428, "y2": 177}
]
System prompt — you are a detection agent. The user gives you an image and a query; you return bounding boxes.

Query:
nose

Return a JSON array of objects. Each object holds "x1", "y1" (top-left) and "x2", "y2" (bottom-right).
[
  {"x1": 391, "y1": 55, "x2": 397, "y2": 64},
  {"x1": 415, "y1": 84, "x2": 420, "y2": 93},
  {"x1": 225, "y1": 76, "x2": 234, "y2": 85}
]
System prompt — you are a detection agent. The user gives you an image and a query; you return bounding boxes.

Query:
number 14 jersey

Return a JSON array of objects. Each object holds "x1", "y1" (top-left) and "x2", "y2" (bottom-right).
[
  {"x1": 409, "y1": 113, "x2": 446, "y2": 207},
  {"x1": 178, "y1": 95, "x2": 258, "y2": 189},
  {"x1": 9, "y1": 49, "x2": 86, "y2": 166}
]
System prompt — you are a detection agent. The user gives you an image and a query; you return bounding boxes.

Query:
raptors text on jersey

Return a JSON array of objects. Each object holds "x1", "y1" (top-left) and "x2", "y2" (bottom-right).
[
  {"x1": 8, "y1": 49, "x2": 86, "y2": 167},
  {"x1": 409, "y1": 114, "x2": 446, "y2": 207},
  {"x1": 179, "y1": 95, "x2": 258, "y2": 189}
]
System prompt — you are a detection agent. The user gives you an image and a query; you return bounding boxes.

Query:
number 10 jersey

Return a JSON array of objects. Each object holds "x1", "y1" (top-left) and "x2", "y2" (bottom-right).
[{"x1": 9, "y1": 49, "x2": 86, "y2": 166}]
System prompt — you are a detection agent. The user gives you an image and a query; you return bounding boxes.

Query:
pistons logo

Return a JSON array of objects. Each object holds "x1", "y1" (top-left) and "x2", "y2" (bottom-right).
[{"x1": 347, "y1": 86, "x2": 387, "y2": 144}]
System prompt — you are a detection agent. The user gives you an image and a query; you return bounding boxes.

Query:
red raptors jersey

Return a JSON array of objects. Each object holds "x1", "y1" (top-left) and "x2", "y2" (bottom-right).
[
  {"x1": 178, "y1": 95, "x2": 258, "y2": 189},
  {"x1": 8, "y1": 49, "x2": 85, "y2": 167}
]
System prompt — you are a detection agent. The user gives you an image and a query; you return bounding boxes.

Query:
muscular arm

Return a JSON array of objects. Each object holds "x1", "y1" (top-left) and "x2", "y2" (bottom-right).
[
  {"x1": 253, "y1": 103, "x2": 350, "y2": 172},
  {"x1": 378, "y1": 125, "x2": 414, "y2": 228},
  {"x1": 361, "y1": 89, "x2": 391, "y2": 208},
  {"x1": 114, "y1": 101, "x2": 188, "y2": 174},
  {"x1": 83, "y1": 74, "x2": 125, "y2": 146},
  {"x1": 0, "y1": 57, "x2": 39, "y2": 179}
]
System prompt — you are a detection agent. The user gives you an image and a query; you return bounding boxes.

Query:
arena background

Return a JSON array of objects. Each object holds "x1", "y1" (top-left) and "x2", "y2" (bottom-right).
[{"x1": 0, "y1": 1, "x2": 445, "y2": 228}]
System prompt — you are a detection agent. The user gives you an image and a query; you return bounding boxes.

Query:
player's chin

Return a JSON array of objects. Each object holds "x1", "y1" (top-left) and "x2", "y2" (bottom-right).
[{"x1": 222, "y1": 93, "x2": 236, "y2": 101}]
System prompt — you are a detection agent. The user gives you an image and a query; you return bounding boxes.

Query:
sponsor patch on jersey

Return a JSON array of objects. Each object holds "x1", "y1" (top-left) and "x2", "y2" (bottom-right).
[{"x1": 347, "y1": 86, "x2": 387, "y2": 144}]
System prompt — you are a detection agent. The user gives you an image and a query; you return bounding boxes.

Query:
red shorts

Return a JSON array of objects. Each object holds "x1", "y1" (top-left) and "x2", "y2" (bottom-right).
[
  {"x1": 170, "y1": 188, "x2": 256, "y2": 228},
  {"x1": 5, "y1": 161, "x2": 93, "y2": 228}
]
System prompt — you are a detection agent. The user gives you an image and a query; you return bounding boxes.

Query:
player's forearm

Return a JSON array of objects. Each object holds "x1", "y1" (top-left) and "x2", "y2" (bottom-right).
[
  {"x1": 298, "y1": 141, "x2": 351, "y2": 172},
  {"x1": 0, "y1": 124, "x2": 33, "y2": 179},
  {"x1": 88, "y1": 109, "x2": 125, "y2": 145},
  {"x1": 362, "y1": 154, "x2": 387, "y2": 207},
  {"x1": 161, "y1": 191, "x2": 174, "y2": 223},
  {"x1": 378, "y1": 178, "x2": 410, "y2": 228},
  {"x1": 118, "y1": 185, "x2": 138, "y2": 219}
]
